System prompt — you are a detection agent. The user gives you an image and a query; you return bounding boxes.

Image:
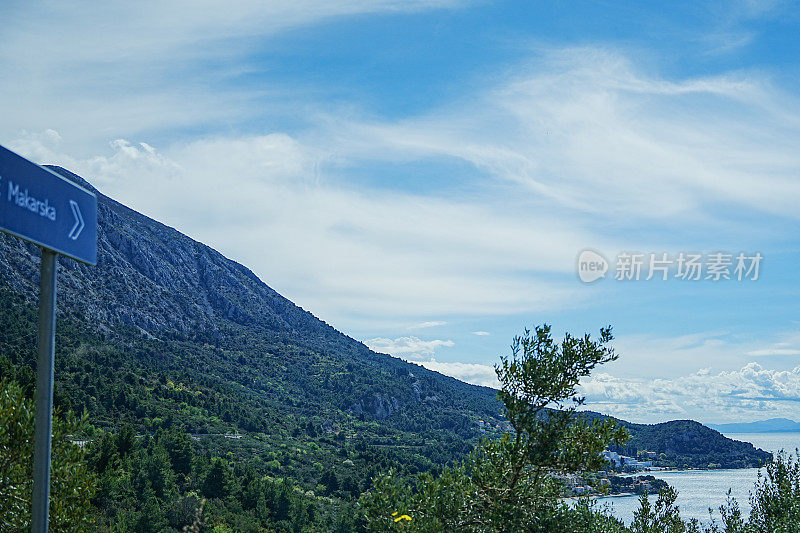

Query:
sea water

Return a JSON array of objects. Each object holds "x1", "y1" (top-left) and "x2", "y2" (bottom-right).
[{"x1": 595, "y1": 432, "x2": 800, "y2": 525}]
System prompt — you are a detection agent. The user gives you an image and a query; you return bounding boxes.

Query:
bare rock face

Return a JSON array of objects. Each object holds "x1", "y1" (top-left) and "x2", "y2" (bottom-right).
[
  {"x1": 0, "y1": 166, "x2": 340, "y2": 341},
  {"x1": 0, "y1": 165, "x2": 503, "y2": 424}
]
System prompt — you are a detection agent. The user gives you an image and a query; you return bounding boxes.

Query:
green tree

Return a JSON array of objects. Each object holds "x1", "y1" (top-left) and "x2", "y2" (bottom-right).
[
  {"x1": 132, "y1": 490, "x2": 169, "y2": 533},
  {"x1": 202, "y1": 457, "x2": 233, "y2": 500},
  {"x1": 321, "y1": 469, "x2": 340, "y2": 494},
  {"x1": 713, "y1": 491, "x2": 746, "y2": 533},
  {"x1": 132, "y1": 444, "x2": 175, "y2": 500},
  {"x1": 359, "y1": 324, "x2": 628, "y2": 531},
  {"x1": 159, "y1": 428, "x2": 193, "y2": 476},
  {"x1": 88, "y1": 432, "x2": 118, "y2": 475},
  {"x1": 115, "y1": 423, "x2": 137, "y2": 458},
  {"x1": 631, "y1": 487, "x2": 688, "y2": 533},
  {"x1": 0, "y1": 379, "x2": 97, "y2": 531},
  {"x1": 746, "y1": 450, "x2": 800, "y2": 532}
]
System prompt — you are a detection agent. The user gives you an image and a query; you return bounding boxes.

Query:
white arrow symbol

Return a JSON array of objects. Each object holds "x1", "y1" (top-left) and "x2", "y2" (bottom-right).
[{"x1": 68, "y1": 200, "x2": 84, "y2": 240}]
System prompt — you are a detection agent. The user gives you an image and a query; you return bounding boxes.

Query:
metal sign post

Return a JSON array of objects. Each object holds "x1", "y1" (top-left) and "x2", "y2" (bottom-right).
[
  {"x1": 31, "y1": 249, "x2": 57, "y2": 532},
  {"x1": 0, "y1": 144, "x2": 97, "y2": 532}
]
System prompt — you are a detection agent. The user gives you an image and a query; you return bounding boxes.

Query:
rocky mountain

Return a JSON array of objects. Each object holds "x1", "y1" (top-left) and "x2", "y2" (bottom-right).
[
  {"x1": 0, "y1": 166, "x2": 770, "y2": 471},
  {"x1": 2, "y1": 166, "x2": 352, "y2": 339},
  {"x1": 0, "y1": 165, "x2": 502, "y2": 430}
]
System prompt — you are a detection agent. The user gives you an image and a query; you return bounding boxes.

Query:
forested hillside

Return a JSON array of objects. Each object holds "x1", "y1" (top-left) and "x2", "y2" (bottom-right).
[{"x1": 585, "y1": 414, "x2": 771, "y2": 469}]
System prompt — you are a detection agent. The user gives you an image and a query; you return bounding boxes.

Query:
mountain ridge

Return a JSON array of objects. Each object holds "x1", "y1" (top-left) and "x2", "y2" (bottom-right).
[
  {"x1": 0, "y1": 165, "x2": 503, "y2": 428},
  {"x1": 0, "y1": 165, "x2": 770, "y2": 473},
  {"x1": 708, "y1": 418, "x2": 800, "y2": 434}
]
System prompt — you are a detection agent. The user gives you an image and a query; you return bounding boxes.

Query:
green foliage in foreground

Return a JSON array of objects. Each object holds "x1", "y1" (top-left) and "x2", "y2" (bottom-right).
[
  {"x1": 86, "y1": 427, "x2": 342, "y2": 531},
  {"x1": 357, "y1": 453, "x2": 800, "y2": 533},
  {"x1": 358, "y1": 326, "x2": 800, "y2": 533},
  {"x1": 359, "y1": 324, "x2": 629, "y2": 531},
  {"x1": 718, "y1": 450, "x2": 800, "y2": 533},
  {"x1": 0, "y1": 380, "x2": 96, "y2": 531}
]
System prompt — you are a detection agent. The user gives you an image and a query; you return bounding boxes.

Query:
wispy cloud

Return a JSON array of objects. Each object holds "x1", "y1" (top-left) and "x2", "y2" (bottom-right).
[
  {"x1": 747, "y1": 348, "x2": 800, "y2": 356},
  {"x1": 745, "y1": 330, "x2": 800, "y2": 357},
  {"x1": 598, "y1": 328, "x2": 800, "y2": 380},
  {"x1": 2, "y1": 1, "x2": 799, "y2": 427},
  {"x1": 11, "y1": 45, "x2": 800, "y2": 334},
  {"x1": 11, "y1": 130, "x2": 587, "y2": 329},
  {"x1": 409, "y1": 321, "x2": 447, "y2": 330},
  {"x1": 333, "y1": 48, "x2": 800, "y2": 224},
  {"x1": 0, "y1": 1, "x2": 466, "y2": 150}
]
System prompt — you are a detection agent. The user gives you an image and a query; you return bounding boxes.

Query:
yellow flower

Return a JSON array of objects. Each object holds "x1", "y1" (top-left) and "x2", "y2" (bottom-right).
[{"x1": 394, "y1": 514, "x2": 412, "y2": 522}]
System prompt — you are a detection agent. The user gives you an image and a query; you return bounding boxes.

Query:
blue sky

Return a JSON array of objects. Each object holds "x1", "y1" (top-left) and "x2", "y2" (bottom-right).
[{"x1": 2, "y1": 0, "x2": 800, "y2": 424}]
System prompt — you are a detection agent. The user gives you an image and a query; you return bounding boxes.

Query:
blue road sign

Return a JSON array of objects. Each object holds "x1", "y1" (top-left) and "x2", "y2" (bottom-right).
[{"x1": 0, "y1": 144, "x2": 97, "y2": 264}]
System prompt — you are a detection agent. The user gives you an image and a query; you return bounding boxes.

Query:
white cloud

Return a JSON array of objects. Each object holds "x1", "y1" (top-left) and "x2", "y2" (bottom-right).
[
  {"x1": 387, "y1": 354, "x2": 800, "y2": 422},
  {"x1": 10, "y1": 130, "x2": 589, "y2": 329},
  {"x1": 472, "y1": 331, "x2": 491, "y2": 336},
  {"x1": 599, "y1": 330, "x2": 768, "y2": 379},
  {"x1": 409, "y1": 321, "x2": 447, "y2": 330},
  {"x1": 745, "y1": 331, "x2": 800, "y2": 357},
  {"x1": 581, "y1": 362, "x2": 800, "y2": 423},
  {"x1": 747, "y1": 348, "x2": 800, "y2": 356},
  {"x1": 598, "y1": 328, "x2": 800, "y2": 381},
  {"x1": 408, "y1": 359, "x2": 500, "y2": 389},
  {"x1": 0, "y1": 1, "x2": 466, "y2": 151},
  {"x1": 12, "y1": 41, "x2": 800, "y2": 332},
  {"x1": 333, "y1": 47, "x2": 800, "y2": 224},
  {"x1": 365, "y1": 336, "x2": 454, "y2": 357}
]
